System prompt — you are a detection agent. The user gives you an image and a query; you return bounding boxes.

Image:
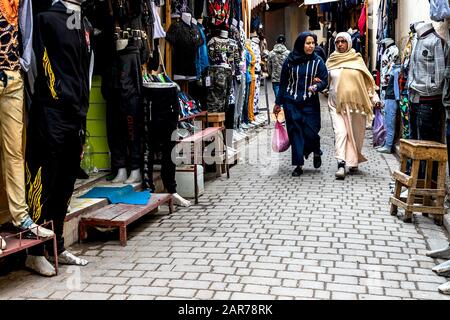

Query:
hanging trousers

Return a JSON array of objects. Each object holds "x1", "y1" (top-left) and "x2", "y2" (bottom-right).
[
  {"x1": 207, "y1": 66, "x2": 232, "y2": 113},
  {"x1": 104, "y1": 46, "x2": 143, "y2": 172},
  {"x1": 248, "y1": 77, "x2": 256, "y2": 122},
  {"x1": 410, "y1": 100, "x2": 445, "y2": 179},
  {"x1": 234, "y1": 78, "x2": 245, "y2": 129},
  {"x1": 26, "y1": 105, "x2": 84, "y2": 255},
  {"x1": 0, "y1": 70, "x2": 29, "y2": 227},
  {"x1": 142, "y1": 86, "x2": 179, "y2": 194},
  {"x1": 241, "y1": 81, "x2": 251, "y2": 124}
]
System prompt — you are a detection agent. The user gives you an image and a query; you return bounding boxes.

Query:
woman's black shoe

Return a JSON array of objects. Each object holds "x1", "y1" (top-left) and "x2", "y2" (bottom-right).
[
  {"x1": 292, "y1": 166, "x2": 303, "y2": 176},
  {"x1": 313, "y1": 153, "x2": 322, "y2": 168}
]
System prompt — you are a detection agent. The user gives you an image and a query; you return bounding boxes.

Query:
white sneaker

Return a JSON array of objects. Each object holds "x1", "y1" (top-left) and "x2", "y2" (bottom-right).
[
  {"x1": 25, "y1": 255, "x2": 56, "y2": 276},
  {"x1": 112, "y1": 168, "x2": 127, "y2": 183},
  {"x1": 172, "y1": 193, "x2": 191, "y2": 207},
  {"x1": 400, "y1": 189, "x2": 409, "y2": 198},
  {"x1": 50, "y1": 250, "x2": 88, "y2": 266},
  {"x1": 438, "y1": 281, "x2": 450, "y2": 295},
  {"x1": 335, "y1": 167, "x2": 346, "y2": 180},
  {"x1": 125, "y1": 169, "x2": 142, "y2": 184}
]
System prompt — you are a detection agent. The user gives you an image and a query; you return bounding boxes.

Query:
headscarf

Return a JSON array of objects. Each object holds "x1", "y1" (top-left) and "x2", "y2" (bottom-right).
[
  {"x1": 326, "y1": 32, "x2": 378, "y2": 117},
  {"x1": 287, "y1": 31, "x2": 316, "y2": 64},
  {"x1": 334, "y1": 32, "x2": 353, "y2": 52}
]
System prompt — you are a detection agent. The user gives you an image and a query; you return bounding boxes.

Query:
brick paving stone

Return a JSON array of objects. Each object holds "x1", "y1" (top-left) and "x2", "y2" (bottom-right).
[{"x1": 2, "y1": 97, "x2": 449, "y2": 301}]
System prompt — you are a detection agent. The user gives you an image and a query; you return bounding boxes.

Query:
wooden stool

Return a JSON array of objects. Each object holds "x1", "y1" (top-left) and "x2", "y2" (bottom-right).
[
  {"x1": 390, "y1": 139, "x2": 448, "y2": 225},
  {"x1": 196, "y1": 112, "x2": 226, "y2": 128}
]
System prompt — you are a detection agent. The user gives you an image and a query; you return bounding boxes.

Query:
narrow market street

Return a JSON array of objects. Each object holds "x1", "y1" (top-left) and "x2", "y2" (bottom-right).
[{"x1": 0, "y1": 92, "x2": 449, "y2": 300}]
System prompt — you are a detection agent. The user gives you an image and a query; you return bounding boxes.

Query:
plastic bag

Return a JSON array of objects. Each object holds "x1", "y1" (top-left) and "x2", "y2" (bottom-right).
[
  {"x1": 272, "y1": 117, "x2": 290, "y2": 153},
  {"x1": 373, "y1": 107, "x2": 386, "y2": 147}
]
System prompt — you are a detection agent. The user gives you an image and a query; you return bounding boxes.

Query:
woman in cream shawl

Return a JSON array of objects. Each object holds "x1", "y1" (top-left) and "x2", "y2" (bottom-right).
[{"x1": 326, "y1": 32, "x2": 381, "y2": 180}]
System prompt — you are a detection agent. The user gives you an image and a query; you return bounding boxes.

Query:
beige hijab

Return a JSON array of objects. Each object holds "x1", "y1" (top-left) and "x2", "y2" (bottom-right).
[{"x1": 326, "y1": 33, "x2": 377, "y2": 116}]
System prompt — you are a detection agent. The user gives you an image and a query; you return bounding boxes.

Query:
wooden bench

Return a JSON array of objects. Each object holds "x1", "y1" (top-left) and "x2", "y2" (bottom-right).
[{"x1": 79, "y1": 193, "x2": 173, "y2": 246}]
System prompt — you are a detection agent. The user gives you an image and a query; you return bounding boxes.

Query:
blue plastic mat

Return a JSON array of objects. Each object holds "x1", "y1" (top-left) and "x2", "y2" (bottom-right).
[{"x1": 79, "y1": 185, "x2": 151, "y2": 205}]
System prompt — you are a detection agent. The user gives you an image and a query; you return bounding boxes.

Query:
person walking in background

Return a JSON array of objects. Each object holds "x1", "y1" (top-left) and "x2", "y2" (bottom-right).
[
  {"x1": 273, "y1": 32, "x2": 328, "y2": 176},
  {"x1": 311, "y1": 33, "x2": 327, "y2": 62},
  {"x1": 326, "y1": 32, "x2": 381, "y2": 180},
  {"x1": 268, "y1": 34, "x2": 289, "y2": 98}
]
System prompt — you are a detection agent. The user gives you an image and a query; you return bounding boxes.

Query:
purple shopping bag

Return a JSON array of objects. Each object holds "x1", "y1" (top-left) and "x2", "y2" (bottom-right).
[{"x1": 373, "y1": 107, "x2": 386, "y2": 147}]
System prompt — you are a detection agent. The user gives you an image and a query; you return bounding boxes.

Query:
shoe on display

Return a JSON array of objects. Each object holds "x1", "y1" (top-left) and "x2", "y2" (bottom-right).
[
  {"x1": 400, "y1": 189, "x2": 409, "y2": 198},
  {"x1": 426, "y1": 244, "x2": 450, "y2": 259},
  {"x1": 241, "y1": 123, "x2": 250, "y2": 129},
  {"x1": 125, "y1": 169, "x2": 142, "y2": 184},
  {"x1": 292, "y1": 166, "x2": 303, "y2": 177},
  {"x1": 313, "y1": 153, "x2": 322, "y2": 169},
  {"x1": 49, "y1": 250, "x2": 89, "y2": 266},
  {"x1": 25, "y1": 255, "x2": 56, "y2": 276},
  {"x1": 438, "y1": 281, "x2": 450, "y2": 295},
  {"x1": 377, "y1": 146, "x2": 392, "y2": 154},
  {"x1": 112, "y1": 168, "x2": 127, "y2": 183},
  {"x1": 432, "y1": 260, "x2": 450, "y2": 276}
]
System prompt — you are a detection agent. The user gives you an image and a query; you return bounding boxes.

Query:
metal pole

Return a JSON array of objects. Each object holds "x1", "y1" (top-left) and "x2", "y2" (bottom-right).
[{"x1": 264, "y1": 77, "x2": 270, "y2": 125}]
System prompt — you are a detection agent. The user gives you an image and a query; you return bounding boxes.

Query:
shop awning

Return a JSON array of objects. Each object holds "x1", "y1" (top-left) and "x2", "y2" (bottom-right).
[{"x1": 305, "y1": 0, "x2": 339, "y2": 4}]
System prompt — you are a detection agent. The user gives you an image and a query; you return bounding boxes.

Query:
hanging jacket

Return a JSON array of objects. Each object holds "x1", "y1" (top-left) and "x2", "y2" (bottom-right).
[
  {"x1": 268, "y1": 44, "x2": 289, "y2": 83},
  {"x1": 276, "y1": 55, "x2": 328, "y2": 106},
  {"x1": 380, "y1": 43, "x2": 399, "y2": 87},
  {"x1": 195, "y1": 24, "x2": 209, "y2": 78},
  {"x1": 32, "y1": 2, "x2": 92, "y2": 117},
  {"x1": 430, "y1": 0, "x2": 450, "y2": 21},
  {"x1": 407, "y1": 29, "x2": 448, "y2": 98}
]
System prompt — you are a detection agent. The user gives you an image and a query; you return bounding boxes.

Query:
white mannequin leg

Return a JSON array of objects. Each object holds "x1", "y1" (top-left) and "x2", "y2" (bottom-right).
[
  {"x1": 25, "y1": 255, "x2": 56, "y2": 276},
  {"x1": 124, "y1": 168, "x2": 142, "y2": 184},
  {"x1": 172, "y1": 193, "x2": 191, "y2": 207},
  {"x1": 0, "y1": 235, "x2": 6, "y2": 255},
  {"x1": 112, "y1": 168, "x2": 127, "y2": 183},
  {"x1": 48, "y1": 250, "x2": 88, "y2": 266}
]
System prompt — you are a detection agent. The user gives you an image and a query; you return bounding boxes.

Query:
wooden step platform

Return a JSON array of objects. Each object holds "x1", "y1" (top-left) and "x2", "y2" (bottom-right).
[{"x1": 79, "y1": 193, "x2": 173, "y2": 246}]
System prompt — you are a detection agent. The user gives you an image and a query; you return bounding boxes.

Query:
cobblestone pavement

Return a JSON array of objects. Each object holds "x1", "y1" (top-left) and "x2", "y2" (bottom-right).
[{"x1": 0, "y1": 90, "x2": 449, "y2": 300}]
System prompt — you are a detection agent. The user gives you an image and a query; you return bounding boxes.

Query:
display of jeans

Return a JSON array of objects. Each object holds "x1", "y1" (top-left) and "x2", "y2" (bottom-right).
[
  {"x1": 166, "y1": 19, "x2": 203, "y2": 80},
  {"x1": 410, "y1": 99, "x2": 445, "y2": 179},
  {"x1": 234, "y1": 78, "x2": 246, "y2": 128},
  {"x1": 241, "y1": 81, "x2": 250, "y2": 124},
  {"x1": 381, "y1": 64, "x2": 400, "y2": 150},
  {"x1": 104, "y1": 46, "x2": 143, "y2": 172},
  {"x1": 142, "y1": 85, "x2": 179, "y2": 194},
  {"x1": 207, "y1": 66, "x2": 232, "y2": 112}
]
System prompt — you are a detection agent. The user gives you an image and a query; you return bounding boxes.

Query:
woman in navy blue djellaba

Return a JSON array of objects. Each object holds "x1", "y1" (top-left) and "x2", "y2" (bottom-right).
[{"x1": 273, "y1": 32, "x2": 328, "y2": 176}]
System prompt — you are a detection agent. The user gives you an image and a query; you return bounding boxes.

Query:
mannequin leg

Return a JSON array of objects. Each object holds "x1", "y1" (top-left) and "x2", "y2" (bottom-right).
[
  {"x1": 0, "y1": 70, "x2": 53, "y2": 237},
  {"x1": 427, "y1": 243, "x2": 450, "y2": 259},
  {"x1": 106, "y1": 97, "x2": 128, "y2": 180},
  {"x1": 125, "y1": 168, "x2": 142, "y2": 184},
  {"x1": 112, "y1": 168, "x2": 127, "y2": 183},
  {"x1": 438, "y1": 281, "x2": 450, "y2": 294},
  {"x1": 432, "y1": 260, "x2": 450, "y2": 276}
]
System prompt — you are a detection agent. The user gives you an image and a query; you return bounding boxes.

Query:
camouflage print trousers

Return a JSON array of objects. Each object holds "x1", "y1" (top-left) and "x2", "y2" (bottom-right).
[{"x1": 207, "y1": 66, "x2": 232, "y2": 113}]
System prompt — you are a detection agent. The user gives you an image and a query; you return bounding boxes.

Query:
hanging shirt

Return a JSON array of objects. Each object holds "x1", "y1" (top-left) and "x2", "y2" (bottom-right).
[
  {"x1": 195, "y1": 24, "x2": 209, "y2": 78},
  {"x1": 380, "y1": 44, "x2": 399, "y2": 87},
  {"x1": 166, "y1": 19, "x2": 203, "y2": 78},
  {"x1": 0, "y1": 10, "x2": 20, "y2": 71},
  {"x1": 208, "y1": 0, "x2": 230, "y2": 27}
]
